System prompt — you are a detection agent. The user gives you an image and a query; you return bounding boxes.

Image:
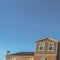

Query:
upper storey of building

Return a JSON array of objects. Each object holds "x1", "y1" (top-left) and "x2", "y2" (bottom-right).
[{"x1": 35, "y1": 38, "x2": 59, "y2": 54}]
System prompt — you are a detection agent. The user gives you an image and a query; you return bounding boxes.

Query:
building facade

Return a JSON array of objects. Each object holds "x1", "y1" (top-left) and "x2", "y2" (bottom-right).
[{"x1": 6, "y1": 38, "x2": 60, "y2": 60}]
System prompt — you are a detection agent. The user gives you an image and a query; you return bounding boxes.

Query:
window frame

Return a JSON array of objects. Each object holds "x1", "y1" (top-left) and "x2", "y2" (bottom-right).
[
  {"x1": 48, "y1": 42, "x2": 54, "y2": 51},
  {"x1": 39, "y1": 42, "x2": 45, "y2": 51}
]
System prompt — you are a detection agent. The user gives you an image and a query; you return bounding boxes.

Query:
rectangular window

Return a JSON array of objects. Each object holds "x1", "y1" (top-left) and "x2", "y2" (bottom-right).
[
  {"x1": 48, "y1": 42, "x2": 54, "y2": 51},
  {"x1": 29, "y1": 58, "x2": 33, "y2": 60},
  {"x1": 39, "y1": 43, "x2": 45, "y2": 51},
  {"x1": 41, "y1": 57, "x2": 47, "y2": 60},
  {"x1": 12, "y1": 58, "x2": 19, "y2": 60}
]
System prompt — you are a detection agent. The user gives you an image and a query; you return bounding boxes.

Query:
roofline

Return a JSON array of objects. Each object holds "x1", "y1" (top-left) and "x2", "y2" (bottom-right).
[
  {"x1": 36, "y1": 38, "x2": 59, "y2": 42},
  {"x1": 6, "y1": 52, "x2": 34, "y2": 57},
  {"x1": 6, "y1": 55, "x2": 34, "y2": 57}
]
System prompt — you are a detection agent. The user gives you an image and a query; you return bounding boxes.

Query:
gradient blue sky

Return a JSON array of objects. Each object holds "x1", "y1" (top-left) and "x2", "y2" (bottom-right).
[{"x1": 0, "y1": 0, "x2": 60, "y2": 60}]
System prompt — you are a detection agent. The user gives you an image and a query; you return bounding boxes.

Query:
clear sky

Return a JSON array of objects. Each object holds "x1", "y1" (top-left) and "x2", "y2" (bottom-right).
[{"x1": 0, "y1": 0, "x2": 60, "y2": 60}]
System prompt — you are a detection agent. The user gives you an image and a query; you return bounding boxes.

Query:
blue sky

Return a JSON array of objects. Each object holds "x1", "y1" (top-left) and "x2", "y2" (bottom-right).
[{"x1": 0, "y1": 0, "x2": 60, "y2": 60}]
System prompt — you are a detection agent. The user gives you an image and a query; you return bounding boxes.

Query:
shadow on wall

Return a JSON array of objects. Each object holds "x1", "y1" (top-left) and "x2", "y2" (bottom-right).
[{"x1": 56, "y1": 42, "x2": 60, "y2": 60}]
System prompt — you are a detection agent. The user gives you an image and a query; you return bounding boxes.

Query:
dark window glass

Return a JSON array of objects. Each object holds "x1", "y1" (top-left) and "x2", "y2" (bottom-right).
[
  {"x1": 49, "y1": 43, "x2": 54, "y2": 50},
  {"x1": 49, "y1": 47, "x2": 53, "y2": 50},
  {"x1": 45, "y1": 57, "x2": 47, "y2": 60},
  {"x1": 40, "y1": 43, "x2": 44, "y2": 50},
  {"x1": 40, "y1": 47, "x2": 43, "y2": 50}
]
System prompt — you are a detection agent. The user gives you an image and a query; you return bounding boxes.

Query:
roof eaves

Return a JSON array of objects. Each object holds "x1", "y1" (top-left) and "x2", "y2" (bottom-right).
[
  {"x1": 36, "y1": 38, "x2": 59, "y2": 42},
  {"x1": 6, "y1": 52, "x2": 34, "y2": 56}
]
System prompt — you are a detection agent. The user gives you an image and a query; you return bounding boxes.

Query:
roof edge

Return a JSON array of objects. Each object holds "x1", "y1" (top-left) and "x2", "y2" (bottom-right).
[
  {"x1": 36, "y1": 38, "x2": 59, "y2": 42},
  {"x1": 6, "y1": 52, "x2": 34, "y2": 56}
]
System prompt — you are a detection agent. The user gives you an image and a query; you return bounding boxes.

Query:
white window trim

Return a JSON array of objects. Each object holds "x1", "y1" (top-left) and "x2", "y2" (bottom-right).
[
  {"x1": 48, "y1": 42, "x2": 54, "y2": 51},
  {"x1": 39, "y1": 42, "x2": 45, "y2": 51}
]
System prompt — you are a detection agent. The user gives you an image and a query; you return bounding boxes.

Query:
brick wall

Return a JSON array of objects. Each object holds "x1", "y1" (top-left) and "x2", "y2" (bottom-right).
[
  {"x1": 6, "y1": 56, "x2": 34, "y2": 60},
  {"x1": 34, "y1": 54, "x2": 56, "y2": 60}
]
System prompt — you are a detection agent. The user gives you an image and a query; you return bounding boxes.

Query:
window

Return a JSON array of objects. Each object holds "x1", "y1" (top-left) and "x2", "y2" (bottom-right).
[
  {"x1": 48, "y1": 42, "x2": 54, "y2": 51},
  {"x1": 41, "y1": 57, "x2": 47, "y2": 60},
  {"x1": 29, "y1": 58, "x2": 33, "y2": 60},
  {"x1": 39, "y1": 43, "x2": 45, "y2": 51},
  {"x1": 12, "y1": 58, "x2": 19, "y2": 60}
]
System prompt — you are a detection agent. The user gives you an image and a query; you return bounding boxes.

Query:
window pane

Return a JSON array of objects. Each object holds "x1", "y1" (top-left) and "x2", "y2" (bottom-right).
[
  {"x1": 49, "y1": 44, "x2": 53, "y2": 47},
  {"x1": 41, "y1": 57, "x2": 47, "y2": 60},
  {"x1": 45, "y1": 57, "x2": 47, "y2": 60},
  {"x1": 39, "y1": 43, "x2": 44, "y2": 51},
  {"x1": 48, "y1": 42, "x2": 54, "y2": 51},
  {"x1": 40, "y1": 43, "x2": 43, "y2": 47},
  {"x1": 41, "y1": 57, "x2": 45, "y2": 60},
  {"x1": 40, "y1": 47, "x2": 43, "y2": 50},
  {"x1": 49, "y1": 47, "x2": 53, "y2": 50},
  {"x1": 12, "y1": 58, "x2": 18, "y2": 60}
]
